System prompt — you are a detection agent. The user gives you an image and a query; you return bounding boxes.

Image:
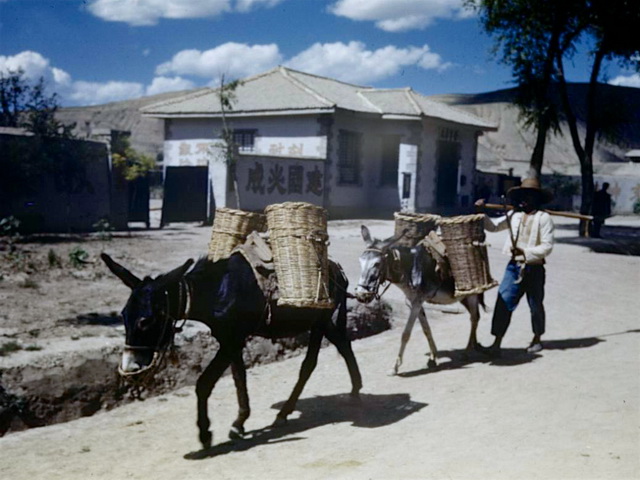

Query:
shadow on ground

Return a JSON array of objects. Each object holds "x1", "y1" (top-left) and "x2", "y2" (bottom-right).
[
  {"x1": 185, "y1": 392, "x2": 426, "y2": 459},
  {"x1": 556, "y1": 224, "x2": 640, "y2": 255},
  {"x1": 398, "y1": 329, "x2": 640, "y2": 378}
]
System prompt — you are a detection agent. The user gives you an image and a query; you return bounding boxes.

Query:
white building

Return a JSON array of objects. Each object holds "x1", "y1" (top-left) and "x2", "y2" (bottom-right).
[{"x1": 142, "y1": 67, "x2": 496, "y2": 220}]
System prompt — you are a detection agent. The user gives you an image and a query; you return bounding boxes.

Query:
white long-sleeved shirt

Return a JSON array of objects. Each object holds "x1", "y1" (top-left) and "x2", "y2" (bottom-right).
[{"x1": 483, "y1": 210, "x2": 554, "y2": 264}]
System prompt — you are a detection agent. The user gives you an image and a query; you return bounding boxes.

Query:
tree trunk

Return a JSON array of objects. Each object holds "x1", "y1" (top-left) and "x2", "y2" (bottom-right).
[
  {"x1": 528, "y1": 25, "x2": 562, "y2": 177},
  {"x1": 579, "y1": 47, "x2": 605, "y2": 236}
]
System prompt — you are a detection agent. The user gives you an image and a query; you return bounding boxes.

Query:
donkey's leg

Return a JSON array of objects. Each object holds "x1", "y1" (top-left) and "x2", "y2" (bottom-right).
[
  {"x1": 229, "y1": 352, "x2": 250, "y2": 441},
  {"x1": 324, "y1": 322, "x2": 363, "y2": 398},
  {"x1": 273, "y1": 326, "x2": 323, "y2": 427},
  {"x1": 195, "y1": 346, "x2": 234, "y2": 449},
  {"x1": 416, "y1": 307, "x2": 438, "y2": 368},
  {"x1": 392, "y1": 302, "x2": 421, "y2": 375},
  {"x1": 460, "y1": 295, "x2": 481, "y2": 357}
]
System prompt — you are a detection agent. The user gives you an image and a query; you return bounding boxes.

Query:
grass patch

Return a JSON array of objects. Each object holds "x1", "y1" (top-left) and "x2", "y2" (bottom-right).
[{"x1": 0, "y1": 341, "x2": 23, "y2": 356}]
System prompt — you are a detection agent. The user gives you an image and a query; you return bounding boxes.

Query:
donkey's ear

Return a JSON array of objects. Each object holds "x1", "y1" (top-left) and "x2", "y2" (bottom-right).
[
  {"x1": 153, "y1": 258, "x2": 194, "y2": 289},
  {"x1": 101, "y1": 253, "x2": 142, "y2": 289},
  {"x1": 361, "y1": 225, "x2": 373, "y2": 245}
]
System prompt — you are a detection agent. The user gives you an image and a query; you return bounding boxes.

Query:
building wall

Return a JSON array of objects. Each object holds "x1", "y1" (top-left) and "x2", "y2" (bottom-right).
[{"x1": 161, "y1": 113, "x2": 481, "y2": 217}]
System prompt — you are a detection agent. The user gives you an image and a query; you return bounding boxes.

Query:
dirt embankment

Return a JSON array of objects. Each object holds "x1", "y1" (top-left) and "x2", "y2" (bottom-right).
[{"x1": 0, "y1": 225, "x2": 391, "y2": 435}]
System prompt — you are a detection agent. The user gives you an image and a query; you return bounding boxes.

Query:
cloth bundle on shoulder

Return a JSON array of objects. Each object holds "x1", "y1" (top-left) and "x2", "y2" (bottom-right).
[
  {"x1": 393, "y1": 212, "x2": 441, "y2": 247},
  {"x1": 208, "y1": 207, "x2": 267, "y2": 262},
  {"x1": 438, "y1": 214, "x2": 498, "y2": 297},
  {"x1": 265, "y1": 201, "x2": 333, "y2": 309}
]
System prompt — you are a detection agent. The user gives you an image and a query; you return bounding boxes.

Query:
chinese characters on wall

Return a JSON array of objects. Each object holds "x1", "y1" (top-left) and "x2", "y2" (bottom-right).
[{"x1": 245, "y1": 160, "x2": 323, "y2": 197}]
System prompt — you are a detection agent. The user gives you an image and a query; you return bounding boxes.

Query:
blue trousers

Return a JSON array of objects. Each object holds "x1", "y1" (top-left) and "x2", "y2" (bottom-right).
[{"x1": 491, "y1": 261, "x2": 546, "y2": 338}]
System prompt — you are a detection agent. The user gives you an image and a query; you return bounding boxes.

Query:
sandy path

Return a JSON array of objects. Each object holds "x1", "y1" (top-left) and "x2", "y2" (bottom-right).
[{"x1": 1, "y1": 218, "x2": 638, "y2": 479}]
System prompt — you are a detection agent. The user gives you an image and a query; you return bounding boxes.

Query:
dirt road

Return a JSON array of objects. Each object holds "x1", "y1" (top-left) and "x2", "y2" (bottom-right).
[{"x1": 1, "y1": 217, "x2": 639, "y2": 479}]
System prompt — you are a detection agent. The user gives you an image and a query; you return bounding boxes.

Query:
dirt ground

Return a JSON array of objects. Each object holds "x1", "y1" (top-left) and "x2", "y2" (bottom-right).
[{"x1": 0, "y1": 213, "x2": 639, "y2": 479}]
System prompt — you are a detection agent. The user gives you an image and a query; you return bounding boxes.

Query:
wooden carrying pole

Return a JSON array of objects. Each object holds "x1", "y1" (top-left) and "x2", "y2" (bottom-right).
[{"x1": 481, "y1": 203, "x2": 593, "y2": 221}]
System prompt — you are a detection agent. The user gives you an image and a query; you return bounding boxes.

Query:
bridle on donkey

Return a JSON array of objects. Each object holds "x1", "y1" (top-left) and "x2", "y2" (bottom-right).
[
  {"x1": 118, "y1": 278, "x2": 191, "y2": 394},
  {"x1": 357, "y1": 246, "x2": 403, "y2": 301}
]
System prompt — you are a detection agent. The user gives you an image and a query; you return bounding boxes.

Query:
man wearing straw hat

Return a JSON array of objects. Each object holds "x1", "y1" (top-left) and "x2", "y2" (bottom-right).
[{"x1": 475, "y1": 174, "x2": 555, "y2": 356}]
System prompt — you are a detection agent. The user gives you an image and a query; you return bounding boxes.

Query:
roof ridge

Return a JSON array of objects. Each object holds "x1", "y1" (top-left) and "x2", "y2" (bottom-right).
[
  {"x1": 356, "y1": 91, "x2": 383, "y2": 113},
  {"x1": 279, "y1": 66, "x2": 334, "y2": 107},
  {"x1": 279, "y1": 65, "x2": 373, "y2": 90},
  {"x1": 403, "y1": 88, "x2": 423, "y2": 116},
  {"x1": 141, "y1": 87, "x2": 215, "y2": 112},
  {"x1": 413, "y1": 90, "x2": 497, "y2": 128}
]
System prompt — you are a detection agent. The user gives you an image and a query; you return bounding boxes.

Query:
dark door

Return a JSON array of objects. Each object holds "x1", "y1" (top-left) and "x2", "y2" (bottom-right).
[
  {"x1": 128, "y1": 175, "x2": 150, "y2": 227},
  {"x1": 161, "y1": 166, "x2": 208, "y2": 225},
  {"x1": 435, "y1": 140, "x2": 460, "y2": 207}
]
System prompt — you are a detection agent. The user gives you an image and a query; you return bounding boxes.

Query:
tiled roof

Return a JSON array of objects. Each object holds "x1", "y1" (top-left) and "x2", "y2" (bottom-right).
[{"x1": 142, "y1": 66, "x2": 496, "y2": 129}]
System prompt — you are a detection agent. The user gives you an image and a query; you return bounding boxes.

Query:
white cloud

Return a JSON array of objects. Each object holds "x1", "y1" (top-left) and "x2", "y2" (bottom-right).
[
  {"x1": 0, "y1": 50, "x2": 53, "y2": 80},
  {"x1": 235, "y1": 0, "x2": 285, "y2": 13},
  {"x1": 87, "y1": 0, "x2": 285, "y2": 26},
  {"x1": 155, "y1": 42, "x2": 283, "y2": 81},
  {"x1": 286, "y1": 41, "x2": 450, "y2": 84},
  {"x1": 69, "y1": 80, "x2": 145, "y2": 105},
  {"x1": 329, "y1": 0, "x2": 473, "y2": 32},
  {"x1": 609, "y1": 73, "x2": 640, "y2": 88},
  {"x1": 146, "y1": 76, "x2": 196, "y2": 96}
]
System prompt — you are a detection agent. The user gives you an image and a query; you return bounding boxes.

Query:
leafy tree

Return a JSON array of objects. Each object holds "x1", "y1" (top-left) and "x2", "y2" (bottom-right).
[
  {"x1": 0, "y1": 69, "x2": 74, "y2": 137},
  {"x1": 111, "y1": 134, "x2": 156, "y2": 181},
  {"x1": 468, "y1": 0, "x2": 639, "y2": 235},
  {"x1": 467, "y1": 0, "x2": 580, "y2": 175},
  {"x1": 554, "y1": 0, "x2": 640, "y2": 233}
]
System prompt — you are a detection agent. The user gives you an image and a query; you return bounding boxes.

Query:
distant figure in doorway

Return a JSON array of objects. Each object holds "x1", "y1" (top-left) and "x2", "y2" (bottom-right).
[
  {"x1": 591, "y1": 183, "x2": 612, "y2": 238},
  {"x1": 475, "y1": 175, "x2": 554, "y2": 356}
]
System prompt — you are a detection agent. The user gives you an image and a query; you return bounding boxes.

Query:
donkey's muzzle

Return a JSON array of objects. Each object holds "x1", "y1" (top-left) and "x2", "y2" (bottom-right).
[{"x1": 354, "y1": 290, "x2": 375, "y2": 304}]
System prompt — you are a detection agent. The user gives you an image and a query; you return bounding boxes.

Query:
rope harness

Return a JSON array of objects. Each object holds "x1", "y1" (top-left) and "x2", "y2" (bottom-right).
[
  {"x1": 118, "y1": 278, "x2": 190, "y2": 397},
  {"x1": 357, "y1": 247, "x2": 399, "y2": 301}
]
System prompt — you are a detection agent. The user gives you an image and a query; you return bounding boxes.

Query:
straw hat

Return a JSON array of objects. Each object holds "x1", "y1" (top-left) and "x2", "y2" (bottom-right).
[{"x1": 507, "y1": 176, "x2": 554, "y2": 204}]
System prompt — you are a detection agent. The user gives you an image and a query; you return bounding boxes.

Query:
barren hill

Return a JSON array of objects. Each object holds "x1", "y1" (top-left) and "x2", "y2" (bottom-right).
[{"x1": 55, "y1": 88, "x2": 207, "y2": 158}]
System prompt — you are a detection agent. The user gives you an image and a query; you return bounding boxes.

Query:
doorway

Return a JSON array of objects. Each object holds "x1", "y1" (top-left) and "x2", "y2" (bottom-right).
[{"x1": 435, "y1": 140, "x2": 460, "y2": 208}]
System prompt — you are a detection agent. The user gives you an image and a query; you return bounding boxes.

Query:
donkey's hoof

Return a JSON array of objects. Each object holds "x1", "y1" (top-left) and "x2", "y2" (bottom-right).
[
  {"x1": 199, "y1": 430, "x2": 212, "y2": 449},
  {"x1": 229, "y1": 426, "x2": 247, "y2": 441},
  {"x1": 427, "y1": 359, "x2": 437, "y2": 369},
  {"x1": 272, "y1": 416, "x2": 288, "y2": 428}
]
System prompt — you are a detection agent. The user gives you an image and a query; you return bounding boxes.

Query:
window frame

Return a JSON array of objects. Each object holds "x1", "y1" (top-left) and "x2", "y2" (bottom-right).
[
  {"x1": 337, "y1": 129, "x2": 362, "y2": 185},
  {"x1": 232, "y1": 129, "x2": 257, "y2": 153}
]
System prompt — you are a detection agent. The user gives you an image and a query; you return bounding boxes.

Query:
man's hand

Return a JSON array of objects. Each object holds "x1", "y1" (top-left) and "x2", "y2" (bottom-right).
[
  {"x1": 511, "y1": 246, "x2": 525, "y2": 261},
  {"x1": 475, "y1": 199, "x2": 486, "y2": 208}
]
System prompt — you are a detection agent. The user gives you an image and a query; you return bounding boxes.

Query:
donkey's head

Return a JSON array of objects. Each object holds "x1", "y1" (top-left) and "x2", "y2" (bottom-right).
[
  {"x1": 101, "y1": 253, "x2": 193, "y2": 375},
  {"x1": 355, "y1": 225, "x2": 406, "y2": 303}
]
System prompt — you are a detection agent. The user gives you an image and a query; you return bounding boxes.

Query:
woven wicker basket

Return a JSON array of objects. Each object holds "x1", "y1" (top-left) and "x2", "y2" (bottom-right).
[
  {"x1": 265, "y1": 202, "x2": 333, "y2": 309},
  {"x1": 394, "y1": 212, "x2": 441, "y2": 247},
  {"x1": 438, "y1": 214, "x2": 498, "y2": 297},
  {"x1": 208, "y1": 208, "x2": 267, "y2": 262}
]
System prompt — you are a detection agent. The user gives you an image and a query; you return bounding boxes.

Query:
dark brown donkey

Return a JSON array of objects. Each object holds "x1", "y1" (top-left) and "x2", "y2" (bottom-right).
[{"x1": 101, "y1": 252, "x2": 362, "y2": 449}]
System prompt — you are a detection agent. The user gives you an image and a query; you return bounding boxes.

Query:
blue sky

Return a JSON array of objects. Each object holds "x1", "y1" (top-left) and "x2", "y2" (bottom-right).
[{"x1": 1, "y1": 0, "x2": 638, "y2": 106}]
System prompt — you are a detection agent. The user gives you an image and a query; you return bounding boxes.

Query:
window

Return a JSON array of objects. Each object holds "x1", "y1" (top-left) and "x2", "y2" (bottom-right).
[
  {"x1": 288, "y1": 165, "x2": 304, "y2": 194},
  {"x1": 233, "y1": 129, "x2": 256, "y2": 153},
  {"x1": 380, "y1": 135, "x2": 401, "y2": 186},
  {"x1": 338, "y1": 130, "x2": 362, "y2": 185}
]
